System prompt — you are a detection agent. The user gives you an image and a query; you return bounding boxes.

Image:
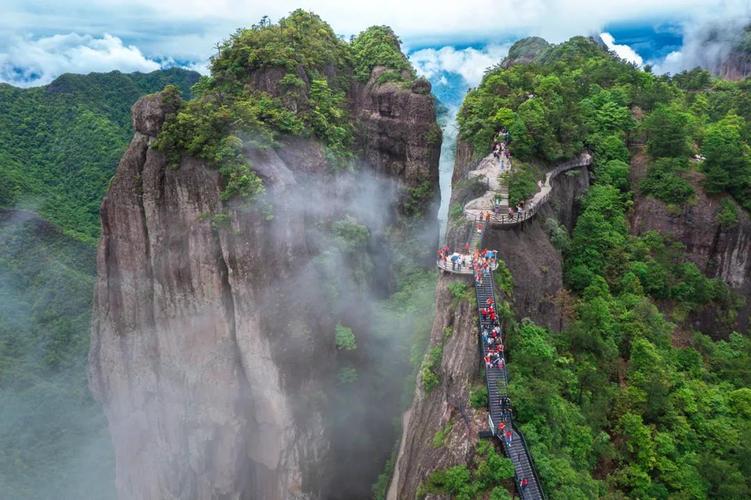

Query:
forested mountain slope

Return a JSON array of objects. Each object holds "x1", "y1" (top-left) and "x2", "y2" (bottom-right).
[
  {"x1": 392, "y1": 36, "x2": 751, "y2": 499},
  {"x1": 0, "y1": 68, "x2": 199, "y2": 241},
  {"x1": 0, "y1": 68, "x2": 199, "y2": 500}
]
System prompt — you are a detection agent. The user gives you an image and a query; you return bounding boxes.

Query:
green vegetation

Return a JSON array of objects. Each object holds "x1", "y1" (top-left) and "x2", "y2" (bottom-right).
[
  {"x1": 432, "y1": 420, "x2": 454, "y2": 448},
  {"x1": 419, "y1": 441, "x2": 515, "y2": 499},
  {"x1": 448, "y1": 280, "x2": 474, "y2": 305},
  {"x1": 404, "y1": 180, "x2": 435, "y2": 217},
  {"x1": 155, "y1": 12, "x2": 428, "y2": 201},
  {"x1": 459, "y1": 35, "x2": 750, "y2": 498},
  {"x1": 544, "y1": 217, "x2": 572, "y2": 253},
  {"x1": 493, "y1": 259, "x2": 514, "y2": 296},
  {"x1": 337, "y1": 365, "x2": 358, "y2": 384},
  {"x1": 449, "y1": 202, "x2": 465, "y2": 222},
  {"x1": 640, "y1": 157, "x2": 694, "y2": 205},
  {"x1": 0, "y1": 211, "x2": 114, "y2": 498},
  {"x1": 458, "y1": 36, "x2": 751, "y2": 212},
  {"x1": 351, "y1": 26, "x2": 413, "y2": 82},
  {"x1": 372, "y1": 447, "x2": 398, "y2": 500},
  {"x1": 335, "y1": 323, "x2": 357, "y2": 350},
  {"x1": 420, "y1": 344, "x2": 443, "y2": 392},
  {"x1": 0, "y1": 68, "x2": 198, "y2": 241},
  {"x1": 0, "y1": 69, "x2": 198, "y2": 500},
  {"x1": 718, "y1": 198, "x2": 739, "y2": 229},
  {"x1": 503, "y1": 162, "x2": 539, "y2": 206},
  {"x1": 469, "y1": 385, "x2": 489, "y2": 408}
]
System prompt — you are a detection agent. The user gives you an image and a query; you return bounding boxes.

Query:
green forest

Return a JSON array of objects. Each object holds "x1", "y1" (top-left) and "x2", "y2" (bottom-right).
[
  {"x1": 0, "y1": 68, "x2": 198, "y2": 499},
  {"x1": 155, "y1": 11, "x2": 416, "y2": 199},
  {"x1": 458, "y1": 37, "x2": 751, "y2": 498},
  {"x1": 0, "y1": 68, "x2": 198, "y2": 241}
]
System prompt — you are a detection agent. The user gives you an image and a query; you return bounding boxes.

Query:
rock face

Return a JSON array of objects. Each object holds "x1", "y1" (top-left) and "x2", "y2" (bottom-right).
[
  {"x1": 89, "y1": 69, "x2": 440, "y2": 500},
  {"x1": 353, "y1": 67, "x2": 441, "y2": 220},
  {"x1": 388, "y1": 277, "x2": 488, "y2": 500},
  {"x1": 632, "y1": 170, "x2": 751, "y2": 333}
]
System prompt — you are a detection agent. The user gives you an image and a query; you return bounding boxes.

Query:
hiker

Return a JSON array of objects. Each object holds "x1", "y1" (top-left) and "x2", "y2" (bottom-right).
[
  {"x1": 484, "y1": 354, "x2": 492, "y2": 367},
  {"x1": 521, "y1": 478, "x2": 529, "y2": 489},
  {"x1": 505, "y1": 430, "x2": 513, "y2": 444},
  {"x1": 498, "y1": 421, "x2": 505, "y2": 432},
  {"x1": 485, "y1": 211, "x2": 491, "y2": 222}
]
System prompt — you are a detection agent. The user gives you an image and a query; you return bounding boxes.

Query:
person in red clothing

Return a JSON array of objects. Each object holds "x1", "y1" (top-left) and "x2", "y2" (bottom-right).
[
  {"x1": 481, "y1": 308, "x2": 488, "y2": 320},
  {"x1": 484, "y1": 354, "x2": 492, "y2": 367},
  {"x1": 489, "y1": 309, "x2": 496, "y2": 322},
  {"x1": 505, "y1": 430, "x2": 513, "y2": 443},
  {"x1": 498, "y1": 421, "x2": 505, "y2": 432},
  {"x1": 521, "y1": 478, "x2": 529, "y2": 489},
  {"x1": 486, "y1": 296, "x2": 494, "y2": 306}
]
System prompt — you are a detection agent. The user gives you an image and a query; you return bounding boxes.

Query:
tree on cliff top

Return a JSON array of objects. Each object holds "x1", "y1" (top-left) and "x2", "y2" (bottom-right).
[
  {"x1": 155, "y1": 11, "x2": 424, "y2": 196},
  {"x1": 351, "y1": 26, "x2": 413, "y2": 81},
  {"x1": 210, "y1": 10, "x2": 351, "y2": 88}
]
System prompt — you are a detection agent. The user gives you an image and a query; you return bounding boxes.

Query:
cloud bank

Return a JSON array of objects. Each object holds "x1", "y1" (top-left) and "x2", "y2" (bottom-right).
[
  {"x1": 0, "y1": 33, "x2": 161, "y2": 86},
  {"x1": 600, "y1": 32, "x2": 644, "y2": 66},
  {"x1": 1, "y1": 0, "x2": 750, "y2": 85},
  {"x1": 409, "y1": 45, "x2": 511, "y2": 87}
]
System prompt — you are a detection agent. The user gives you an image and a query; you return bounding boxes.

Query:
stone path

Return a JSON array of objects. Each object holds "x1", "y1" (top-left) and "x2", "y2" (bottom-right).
[{"x1": 465, "y1": 152, "x2": 593, "y2": 226}]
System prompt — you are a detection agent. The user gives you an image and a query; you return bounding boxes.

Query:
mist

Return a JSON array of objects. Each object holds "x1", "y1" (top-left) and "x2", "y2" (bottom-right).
[
  {"x1": 245, "y1": 157, "x2": 439, "y2": 498},
  {"x1": 0, "y1": 207, "x2": 115, "y2": 499},
  {"x1": 650, "y1": 1, "x2": 751, "y2": 74}
]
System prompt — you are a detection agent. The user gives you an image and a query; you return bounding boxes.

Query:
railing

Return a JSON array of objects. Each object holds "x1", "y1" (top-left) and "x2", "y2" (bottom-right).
[
  {"x1": 436, "y1": 194, "x2": 547, "y2": 497},
  {"x1": 514, "y1": 420, "x2": 546, "y2": 500},
  {"x1": 472, "y1": 153, "x2": 592, "y2": 227},
  {"x1": 435, "y1": 217, "x2": 496, "y2": 274}
]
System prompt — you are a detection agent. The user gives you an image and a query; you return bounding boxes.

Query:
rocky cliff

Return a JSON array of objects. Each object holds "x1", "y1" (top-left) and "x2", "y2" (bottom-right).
[
  {"x1": 631, "y1": 159, "x2": 751, "y2": 333},
  {"x1": 89, "y1": 47, "x2": 440, "y2": 500}
]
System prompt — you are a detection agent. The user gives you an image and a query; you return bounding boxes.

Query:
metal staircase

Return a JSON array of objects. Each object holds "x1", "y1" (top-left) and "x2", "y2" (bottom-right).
[{"x1": 471, "y1": 225, "x2": 545, "y2": 500}]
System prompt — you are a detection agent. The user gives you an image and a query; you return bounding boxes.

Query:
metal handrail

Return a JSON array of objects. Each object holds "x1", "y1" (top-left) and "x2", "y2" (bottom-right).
[
  {"x1": 443, "y1": 212, "x2": 547, "y2": 498},
  {"x1": 471, "y1": 153, "x2": 592, "y2": 227},
  {"x1": 514, "y1": 417, "x2": 547, "y2": 500}
]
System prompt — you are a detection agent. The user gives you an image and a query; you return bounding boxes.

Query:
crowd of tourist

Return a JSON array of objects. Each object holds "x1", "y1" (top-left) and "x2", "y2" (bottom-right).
[{"x1": 436, "y1": 244, "x2": 498, "y2": 278}]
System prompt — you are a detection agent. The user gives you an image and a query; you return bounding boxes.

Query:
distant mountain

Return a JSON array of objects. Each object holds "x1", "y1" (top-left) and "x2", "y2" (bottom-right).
[
  {"x1": 0, "y1": 208, "x2": 114, "y2": 499},
  {"x1": 0, "y1": 68, "x2": 198, "y2": 500},
  {"x1": 0, "y1": 68, "x2": 199, "y2": 241}
]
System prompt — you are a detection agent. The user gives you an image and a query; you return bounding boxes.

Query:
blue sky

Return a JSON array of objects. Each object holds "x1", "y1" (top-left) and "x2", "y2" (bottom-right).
[{"x1": 0, "y1": 0, "x2": 749, "y2": 89}]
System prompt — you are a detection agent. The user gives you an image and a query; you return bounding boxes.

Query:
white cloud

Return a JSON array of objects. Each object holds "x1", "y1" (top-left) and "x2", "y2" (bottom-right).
[
  {"x1": 0, "y1": 0, "x2": 749, "y2": 85},
  {"x1": 0, "y1": 33, "x2": 161, "y2": 86},
  {"x1": 649, "y1": 0, "x2": 751, "y2": 75},
  {"x1": 599, "y1": 32, "x2": 643, "y2": 66},
  {"x1": 409, "y1": 45, "x2": 511, "y2": 87}
]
